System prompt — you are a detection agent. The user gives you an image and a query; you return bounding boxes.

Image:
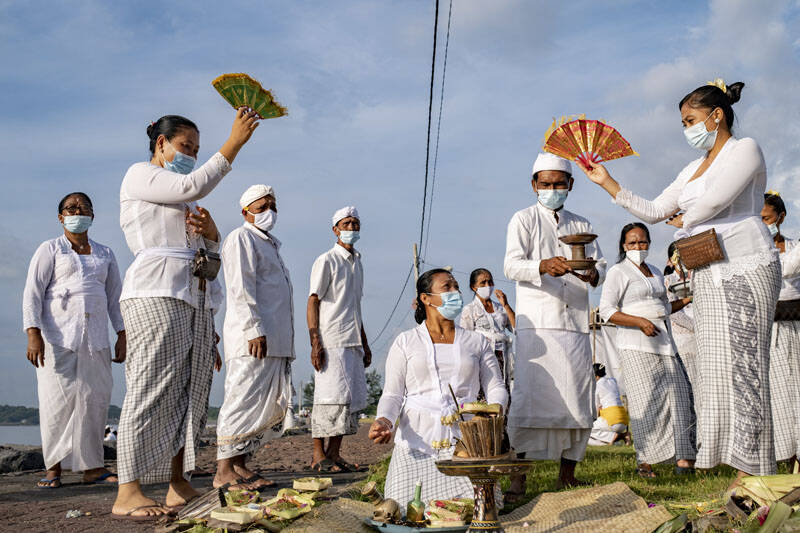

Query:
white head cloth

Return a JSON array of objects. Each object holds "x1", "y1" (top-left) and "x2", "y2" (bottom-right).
[
  {"x1": 532, "y1": 153, "x2": 572, "y2": 177},
  {"x1": 239, "y1": 184, "x2": 275, "y2": 209},
  {"x1": 332, "y1": 206, "x2": 360, "y2": 226}
]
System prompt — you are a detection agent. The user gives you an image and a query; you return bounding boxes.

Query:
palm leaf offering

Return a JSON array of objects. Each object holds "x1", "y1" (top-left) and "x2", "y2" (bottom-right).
[
  {"x1": 543, "y1": 116, "x2": 637, "y2": 168},
  {"x1": 212, "y1": 73, "x2": 288, "y2": 120}
]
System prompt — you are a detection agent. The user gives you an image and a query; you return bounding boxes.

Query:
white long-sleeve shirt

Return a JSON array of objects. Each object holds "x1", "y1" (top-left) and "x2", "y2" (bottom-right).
[
  {"x1": 783, "y1": 239, "x2": 800, "y2": 280},
  {"x1": 221, "y1": 223, "x2": 294, "y2": 360},
  {"x1": 308, "y1": 244, "x2": 364, "y2": 348},
  {"x1": 613, "y1": 137, "x2": 776, "y2": 284},
  {"x1": 504, "y1": 202, "x2": 607, "y2": 333},
  {"x1": 119, "y1": 152, "x2": 231, "y2": 310},
  {"x1": 23, "y1": 236, "x2": 124, "y2": 353},
  {"x1": 376, "y1": 324, "x2": 508, "y2": 455},
  {"x1": 599, "y1": 259, "x2": 676, "y2": 356}
]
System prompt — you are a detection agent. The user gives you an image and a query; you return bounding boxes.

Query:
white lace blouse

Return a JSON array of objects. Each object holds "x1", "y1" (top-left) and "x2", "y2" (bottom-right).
[
  {"x1": 23, "y1": 236, "x2": 124, "y2": 353},
  {"x1": 599, "y1": 259, "x2": 676, "y2": 356},
  {"x1": 779, "y1": 239, "x2": 800, "y2": 301},
  {"x1": 613, "y1": 137, "x2": 777, "y2": 284}
]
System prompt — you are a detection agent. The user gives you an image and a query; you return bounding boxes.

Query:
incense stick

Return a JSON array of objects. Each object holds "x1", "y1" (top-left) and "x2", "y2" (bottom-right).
[{"x1": 447, "y1": 384, "x2": 465, "y2": 421}]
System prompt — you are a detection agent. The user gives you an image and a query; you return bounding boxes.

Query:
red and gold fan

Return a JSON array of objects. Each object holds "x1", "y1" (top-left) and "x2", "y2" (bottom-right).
[{"x1": 543, "y1": 116, "x2": 637, "y2": 168}]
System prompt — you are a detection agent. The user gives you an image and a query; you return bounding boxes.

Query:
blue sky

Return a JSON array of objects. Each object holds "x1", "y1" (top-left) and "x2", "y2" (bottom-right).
[{"x1": 1, "y1": 0, "x2": 799, "y2": 407}]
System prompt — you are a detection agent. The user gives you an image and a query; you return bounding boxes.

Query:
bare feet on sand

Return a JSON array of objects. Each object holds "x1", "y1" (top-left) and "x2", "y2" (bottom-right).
[{"x1": 166, "y1": 478, "x2": 201, "y2": 508}]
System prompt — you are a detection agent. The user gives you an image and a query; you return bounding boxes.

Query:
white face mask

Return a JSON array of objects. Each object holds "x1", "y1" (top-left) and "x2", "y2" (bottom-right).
[
  {"x1": 476, "y1": 286, "x2": 494, "y2": 299},
  {"x1": 683, "y1": 110, "x2": 720, "y2": 151},
  {"x1": 767, "y1": 223, "x2": 779, "y2": 237},
  {"x1": 626, "y1": 249, "x2": 649, "y2": 265},
  {"x1": 252, "y1": 209, "x2": 276, "y2": 232}
]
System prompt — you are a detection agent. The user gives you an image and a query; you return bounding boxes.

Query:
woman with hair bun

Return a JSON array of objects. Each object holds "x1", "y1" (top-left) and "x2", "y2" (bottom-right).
[
  {"x1": 368, "y1": 268, "x2": 507, "y2": 508},
  {"x1": 761, "y1": 191, "x2": 800, "y2": 465},
  {"x1": 113, "y1": 108, "x2": 260, "y2": 519},
  {"x1": 580, "y1": 80, "x2": 781, "y2": 481}
]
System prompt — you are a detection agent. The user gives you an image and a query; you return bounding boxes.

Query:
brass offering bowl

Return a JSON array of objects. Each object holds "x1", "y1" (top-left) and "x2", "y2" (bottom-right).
[{"x1": 558, "y1": 233, "x2": 598, "y2": 271}]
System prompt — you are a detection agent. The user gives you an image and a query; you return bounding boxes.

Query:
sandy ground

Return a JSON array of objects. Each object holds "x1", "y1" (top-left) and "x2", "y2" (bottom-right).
[{"x1": 0, "y1": 424, "x2": 392, "y2": 532}]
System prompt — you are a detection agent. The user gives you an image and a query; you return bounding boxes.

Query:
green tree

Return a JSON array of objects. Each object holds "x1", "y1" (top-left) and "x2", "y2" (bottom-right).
[
  {"x1": 365, "y1": 369, "x2": 383, "y2": 415},
  {"x1": 303, "y1": 376, "x2": 315, "y2": 408}
]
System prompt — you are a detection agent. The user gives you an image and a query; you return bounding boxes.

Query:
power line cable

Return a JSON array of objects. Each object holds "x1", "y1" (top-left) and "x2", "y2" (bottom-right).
[
  {"x1": 368, "y1": 264, "x2": 414, "y2": 345},
  {"x1": 423, "y1": 0, "x2": 453, "y2": 258},
  {"x1": 369, "y1": 0, "x2": 440, "y2": 346},
  {"x1": 417, "y1": 0, "x2": 440, "y2": 250}
]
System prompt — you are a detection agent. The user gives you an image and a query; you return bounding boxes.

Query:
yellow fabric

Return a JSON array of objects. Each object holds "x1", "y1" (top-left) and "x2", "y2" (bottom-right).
[{"x1": 599, "y1": 405, "x2": 629, "y2": 426}]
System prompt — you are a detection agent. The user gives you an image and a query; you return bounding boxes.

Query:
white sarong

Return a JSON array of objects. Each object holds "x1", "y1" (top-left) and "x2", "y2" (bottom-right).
[
  {"x1": 216, "y1": 356, "x2": 292, "y2": 460},
  {"x1": 508, "y1": 329, "x2": 593, "y2": 461},
  {"x1": 37, "y1": 340, "x2": 112, "y2": 471}
]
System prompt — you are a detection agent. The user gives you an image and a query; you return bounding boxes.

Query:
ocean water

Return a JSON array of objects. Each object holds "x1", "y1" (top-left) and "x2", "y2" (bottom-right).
[{"x1": 0, "y1": 425, "x2": 41, "y2": 446}]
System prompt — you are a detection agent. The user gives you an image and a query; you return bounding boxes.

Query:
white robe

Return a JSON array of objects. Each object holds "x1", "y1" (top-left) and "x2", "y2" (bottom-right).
[
  {"x1": 504, "y1": 202, "x2": 606, "y2": 460},
  {"x1": 22, "y1": 237, "x2": 123, "y2": 471},
  {"x1": 216, "y1": 224, "x2": 294, "y2": 459}
]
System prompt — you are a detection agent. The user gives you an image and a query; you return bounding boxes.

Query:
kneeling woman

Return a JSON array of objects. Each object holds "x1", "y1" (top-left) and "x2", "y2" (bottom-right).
[
  {"x1": 599, "y1": 223, "x2": 696, "y2": 477},
  {"x1": 369, "y1": 269, "x2": 507, "y2": 506}
]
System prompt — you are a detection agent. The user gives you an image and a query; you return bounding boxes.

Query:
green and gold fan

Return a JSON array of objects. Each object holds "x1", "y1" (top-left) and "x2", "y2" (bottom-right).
[{"x1": 212, "y1": 73, "x2": 288, "y2": 120}]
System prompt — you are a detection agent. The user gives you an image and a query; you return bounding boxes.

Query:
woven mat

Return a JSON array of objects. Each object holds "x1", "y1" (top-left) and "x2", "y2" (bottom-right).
[
  {"x1": 284, "y1": 498, "x2": 374, "y2": 533},
  {"x1": 501, "y1": 482, "x2": 673, "y2": 532}
]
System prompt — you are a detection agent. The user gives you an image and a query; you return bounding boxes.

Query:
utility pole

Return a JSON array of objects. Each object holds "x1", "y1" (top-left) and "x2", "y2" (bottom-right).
[{"x1": 413, "y1": 243, "x2": 420, "y2": 281}]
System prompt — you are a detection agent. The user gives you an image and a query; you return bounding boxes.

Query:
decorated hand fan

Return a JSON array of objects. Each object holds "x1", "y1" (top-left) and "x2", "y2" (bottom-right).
[
  {"x1": 543, "y1": 116, "x2": 636, "y2": 168},
  {"x1": 212, "y1": 73, "x2": 288, "y2": 120}
]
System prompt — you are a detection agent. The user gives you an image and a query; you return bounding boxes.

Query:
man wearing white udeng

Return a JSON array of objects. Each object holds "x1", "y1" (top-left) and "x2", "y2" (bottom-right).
[
  {"x1": 214, "y1": 185, "x2": 293, "y2": 490},
  {"x1": 307, "y1": 206, "x2": 371, "y2": 472},
  {"x1": 23, "y1": 192, "x2": 125, "y2": 488},
  {"x1": 504, "y1": 153, "x2": 606, "y2": 499}
]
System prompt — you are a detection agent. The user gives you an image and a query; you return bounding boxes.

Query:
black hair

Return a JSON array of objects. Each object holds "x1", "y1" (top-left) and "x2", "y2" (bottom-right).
[
  {"x1": 469, "y1": 268, "x2": 492, "y2": 291},
  {"x1": 147, "y1": 115, "x2": 199, "y2": 155},
  {"x1": 58, "y1": 192, "x2": 93, "y2": 213},
  {"x1": 664, "y1": 241, "x2": 678, "y2": 275},
  {"x1": 414, "y1": 268, "x2": 451, "y2": 324},
  {"x1": 678, "y1": 82, "x2": 744, "y2": 130},
  {"x1": 617, "y1": 222, "x2": 651, "y2": 263},
  {"x1": 593, "y1": 363, "x2": 606, "y2": 378},
  {"x1": 764, "y1": 193, "x2": 787, "y2": 217}
]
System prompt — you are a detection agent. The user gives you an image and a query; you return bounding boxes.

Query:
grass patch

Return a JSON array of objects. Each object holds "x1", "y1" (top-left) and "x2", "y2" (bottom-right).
[{"x1": 358, "y1": 445, "x2": 794, "y2": 520}]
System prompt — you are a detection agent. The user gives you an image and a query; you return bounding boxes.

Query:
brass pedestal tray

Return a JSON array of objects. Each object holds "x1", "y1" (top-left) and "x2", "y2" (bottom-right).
[
  {"x1": 558, "y1": 233, "x2": 598, "y2": 271},
  {"x1": 668, "y1": 280, "x2": 692, "y2": 299},
  {"x1": 436, "y1": 455, "x2": 533, "y2": 532}
]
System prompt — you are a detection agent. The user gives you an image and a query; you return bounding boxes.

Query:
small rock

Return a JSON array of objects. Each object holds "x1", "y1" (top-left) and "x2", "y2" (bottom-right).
[{"x1": 65, "y1": 510, "x2": 84, "y2": 518}]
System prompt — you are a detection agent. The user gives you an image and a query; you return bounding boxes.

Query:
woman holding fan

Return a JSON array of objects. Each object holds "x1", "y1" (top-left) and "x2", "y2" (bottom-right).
[
  {"x1": 579, "y1": 80, "x2": 780, "y2": 482},
  {"x1": 113, "y1": 108, "x2": 260, "y2": 520}
]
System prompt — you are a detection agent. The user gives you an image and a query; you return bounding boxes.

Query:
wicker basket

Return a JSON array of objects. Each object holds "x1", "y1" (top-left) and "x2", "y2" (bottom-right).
[{"x1": 674, "y1": 229, "x2": 723, "y2": 270}]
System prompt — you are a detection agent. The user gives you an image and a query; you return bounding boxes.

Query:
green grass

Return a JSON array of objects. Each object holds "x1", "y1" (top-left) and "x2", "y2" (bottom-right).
[{"x1": 361, "y1": 445, "x2": 794, "y2": 520}]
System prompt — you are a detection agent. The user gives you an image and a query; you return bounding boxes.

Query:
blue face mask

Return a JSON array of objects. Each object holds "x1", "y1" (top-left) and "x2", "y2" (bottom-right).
[
  {"x1": 430, "y1": 291, "x2": 463, "y2": 320},
  {"x1": 683, "y1": 110, "x2": 719, "y2": 151},
  {"x1": 163, "y1": 142, "x2": 197, "y2": 174},
  {"x1": 62, "y1": 215, "x2": 92, "y2": 234},
  {"x1": 538, "y1": 189, "x2": 568, "y2": 210},
  {"x1": 339, "y1": 230, "x2": 360, "y2": 245}
]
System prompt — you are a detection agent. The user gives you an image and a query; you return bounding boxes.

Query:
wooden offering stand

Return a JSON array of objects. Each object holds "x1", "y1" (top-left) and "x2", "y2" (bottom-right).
[{"x1": 558, "y1": 233, "x2": 598, "y2": 271}]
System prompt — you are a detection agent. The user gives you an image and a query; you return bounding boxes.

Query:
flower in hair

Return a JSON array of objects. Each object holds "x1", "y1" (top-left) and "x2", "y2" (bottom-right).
[
  {"x1": 766, "y1": 189, "x2": 781, "y2": 197},
  {"x1": 706, "y1": 78, "x2": 727, "y2": 93}
]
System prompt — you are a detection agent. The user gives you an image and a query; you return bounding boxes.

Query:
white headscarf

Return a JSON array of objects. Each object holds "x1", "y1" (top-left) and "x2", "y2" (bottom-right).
[
  {"x1": 239, "y1": 184, "x2": 275, "y2": 209},
  {"x1": 332, "y1": 206, "x2": 359, "y2": 226}
]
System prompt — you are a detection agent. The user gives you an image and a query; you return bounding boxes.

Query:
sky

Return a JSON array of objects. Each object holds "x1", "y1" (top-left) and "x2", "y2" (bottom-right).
[{"x1": 1, "y1": 0, "x2": 799, "y2": 408}]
